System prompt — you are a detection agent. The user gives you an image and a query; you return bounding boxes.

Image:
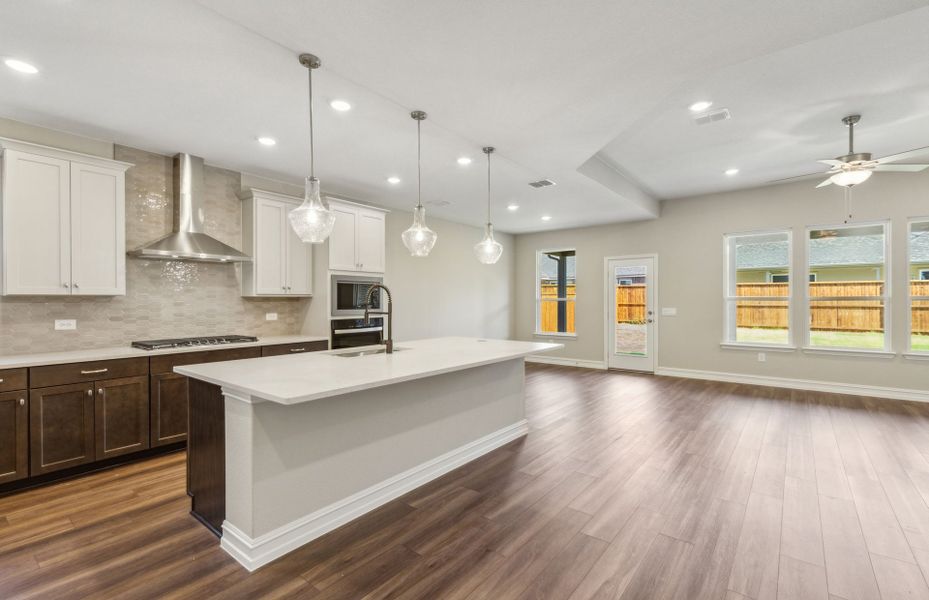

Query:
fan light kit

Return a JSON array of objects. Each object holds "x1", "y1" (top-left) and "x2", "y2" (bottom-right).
[
  {"x1": 4, "y1": 58, "x2": 38, "y2": 74},
  {"x1": 689, "y1": 100, "x2": 713, "y2": 112},
  {"x1": 401, "y1": 111, "x2": 438, "y2": 257},
  {"x1": 474, "y1": 147, "x2": 503, "y2": 264},
  {"x1": 288, "y1": 53, "x2": 337, "y2": 243}
]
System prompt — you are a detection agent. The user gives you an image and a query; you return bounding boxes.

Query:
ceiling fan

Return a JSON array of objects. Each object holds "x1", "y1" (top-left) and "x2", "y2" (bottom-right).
[{"x1": 808, "y1": 115, "x2": 929, "y2": 188}]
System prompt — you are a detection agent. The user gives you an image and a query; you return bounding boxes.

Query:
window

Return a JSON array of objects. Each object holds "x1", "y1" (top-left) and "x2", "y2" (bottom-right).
[
  {"x1": 537, "y1": 249, "x2": 576, "y2": 335},
  {"x1": 724, "y1": 231, "x2": 791, "y2": 345},
  {"x1": 910, "y1": 221, "x2": 929, "y2": 353},
  {"x1": 807, "y1": 223, "x2": 889, "y2": 351}
]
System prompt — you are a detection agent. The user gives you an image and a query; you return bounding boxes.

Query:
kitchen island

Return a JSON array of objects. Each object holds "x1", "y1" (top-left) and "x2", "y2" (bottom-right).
[{"x1": 176, "y1": 337, "x2": 561, "y2": 571}]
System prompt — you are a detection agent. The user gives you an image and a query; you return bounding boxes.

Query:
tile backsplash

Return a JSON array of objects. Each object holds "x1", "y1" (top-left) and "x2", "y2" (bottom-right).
[{"x1": 0, "y1": 145, "x2": 310, "y2": 356}]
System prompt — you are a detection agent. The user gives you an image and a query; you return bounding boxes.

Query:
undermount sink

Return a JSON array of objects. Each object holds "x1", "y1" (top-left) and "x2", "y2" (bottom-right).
[{"x1": 331, "y1": 347, "x2": 409, "y2": 358}]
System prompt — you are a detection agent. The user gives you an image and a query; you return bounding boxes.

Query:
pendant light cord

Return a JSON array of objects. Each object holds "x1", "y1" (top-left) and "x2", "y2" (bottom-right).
[
  {"x1": 416, "y1": 118, "x2": 422, "y2": 210},
  {"x1": 486, "y1": 150, "x2": 492, "y2": 225},
  {"x1": 308, "y1": 63, "x2": 315, "y2": 178}
]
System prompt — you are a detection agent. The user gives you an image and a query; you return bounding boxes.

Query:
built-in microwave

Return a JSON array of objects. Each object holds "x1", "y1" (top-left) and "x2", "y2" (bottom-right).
[{"x1": 331, "y1": 275, "x2": 382, "y2": 317}]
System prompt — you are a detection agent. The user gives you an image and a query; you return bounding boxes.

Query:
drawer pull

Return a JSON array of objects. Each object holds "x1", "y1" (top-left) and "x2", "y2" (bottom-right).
[
  {"x1": 289, "y1": 348, "x2": 306, "y2": 352},
  {"x1": 87, "y1": 389, "x2": 93, "y2": 396},
  {"x1": 80, "y1": 368, "x2": 109, "y2": 375},
  {"x1": 19, "y1": 398, "x2": 25, "y2": 406}
]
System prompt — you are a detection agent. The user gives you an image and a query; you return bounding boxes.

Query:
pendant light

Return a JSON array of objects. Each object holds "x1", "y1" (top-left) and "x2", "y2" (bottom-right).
[
  {"x1": 474, "y1": 146, "x2": 503, "y2": 264},
  {"x1": 288, "y1": 53, "x2": 336, "y2": 243},
  {"x1": 401, "y1": 111, "x2": 438, "y2": 257}
]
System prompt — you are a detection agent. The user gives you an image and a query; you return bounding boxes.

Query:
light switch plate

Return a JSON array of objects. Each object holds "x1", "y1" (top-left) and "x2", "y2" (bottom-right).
[
  {"x1": 265, "y1": 312, "x2": 278, "y2": 321},
  {"x1": 55, "y1": 319, "x2": 77, "y2": 331},
  {"x1": 661, "y1": 308, "x2": 677, "y2": 316}
]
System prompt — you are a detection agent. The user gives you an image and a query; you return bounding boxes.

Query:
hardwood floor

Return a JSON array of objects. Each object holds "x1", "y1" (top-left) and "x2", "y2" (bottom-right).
[{"x1": 2, "y1": 364, "x2": 929, "y2": 599}]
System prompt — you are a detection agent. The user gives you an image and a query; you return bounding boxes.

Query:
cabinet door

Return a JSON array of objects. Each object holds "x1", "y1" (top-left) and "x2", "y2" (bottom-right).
[
  {"x1": 286, "y1": 212, "x2": 313, "y2": 295},
  {"x1": 255, "y1": 198, "x2": 287, "y2": 295},
  {"x1": 356, "y1": 209, "x2": 386, "y2": 273},
  {"x1": 0, "y1": 391, "x2": 28, "y2": 484},
  {"x1": 95, "y1": 375, "x2": 149, "y2": 460},
  {"x1": 2, "y1": 149, "x2": 71, "y2": 295},
  {"x1": 328, "y1": 204, "x2": 358, "y2": 271},
  {"x1": 150, "y1": 373, "x2": 188, "y2": 447},
  {"x1": 70, "y1": 162, "x2": 125, "y2": 295},
  {"x1": 30, "y1": 383, "x2": 95, "y2": 475}
]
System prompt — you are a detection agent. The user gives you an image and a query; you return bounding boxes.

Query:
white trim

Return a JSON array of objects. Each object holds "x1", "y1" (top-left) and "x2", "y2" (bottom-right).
[
  {"x1": 604, "y1": 254, "x2": 659, "y2": 373},
  {"x1": 536, "y1": 247, "x2": 576, "y2": 336},
  {"x1": 720, "y1": 342, "x2": 796, "y2": 352},
  {"x1": 533, "y1": 331, "x2": 577, "y2": 339},
  {"x1": 908, "y1": 218, "x2": 929, "y2": 353},
  {"x1": 903, "y1": 352, "x2": 929, "y2": 361},
  {"x1": 801, "y1": 346, "x2": 895, "y2": 359},
  {"x1": 219, "y1": 419, "x2": 529, "y2": 571},
  {"x1": 0, "y1": 137, "x2": 133, "y2": 171},
  {"x1": 655, "y1": 367, "x2": 929, "y2": 404},
  {"x1": 526, "y1": 355, "x2": 607, "y2": 370}
]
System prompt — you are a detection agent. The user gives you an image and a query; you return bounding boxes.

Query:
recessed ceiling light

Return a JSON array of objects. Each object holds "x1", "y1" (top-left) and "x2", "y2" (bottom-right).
[
  {"x1": 725, "y1": 168, "x2": 739, "y2": 176},
  {"x1": 688, "y1": 100, "x2": 713, "y2": 112},
  {"x1": 330, "y1": 99, "x2": 352, "y2": 112},
  {"x1": 387, "y1": 176, "x2": 401, "y2": 184},
  {"x1": 507, "y1": 204, "x2": 519, "y2": 211},
  {"x1": 541, "y1": 215, "x2": 552, "y2": 221},
  {"x1": 4, "y1": 58, "x2": 38, "y2": 74},
  {"x1": 457, "y1": 157, "x2": 472, "y2": 166},
  {"x1": 257, "y1": 136, "x2": 277, "y2": 146}
]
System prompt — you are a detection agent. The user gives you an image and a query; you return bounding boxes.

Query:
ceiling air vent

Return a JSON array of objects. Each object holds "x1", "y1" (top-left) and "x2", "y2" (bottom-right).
[
  {"x1": 693, "y1": 108, "x2": 731, "y2": 125},
  {"x1": 528, "y1": 179, "x2": 556, "y2": 188}
]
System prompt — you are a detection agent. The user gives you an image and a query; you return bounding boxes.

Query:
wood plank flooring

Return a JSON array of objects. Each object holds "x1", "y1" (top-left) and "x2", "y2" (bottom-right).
[{"x1": 2, "y1": 364, "x2": 929, "y2": 599}]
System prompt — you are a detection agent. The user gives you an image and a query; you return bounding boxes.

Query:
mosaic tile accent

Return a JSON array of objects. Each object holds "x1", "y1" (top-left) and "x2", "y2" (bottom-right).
[{"x1": 0, "y1": 146, "x2": 310, "y2": 355}]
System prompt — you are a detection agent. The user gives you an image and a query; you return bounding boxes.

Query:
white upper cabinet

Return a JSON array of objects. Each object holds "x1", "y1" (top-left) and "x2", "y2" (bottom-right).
[
  {"x1": 240, "y1": 189, "x2": 313, "y2": 297},
  {"x1": 0, "y1": 140, "x2": 131, "y2": 296},
  {"x1": 327, "y1": 199, "x2": 387, "y2": 273}
]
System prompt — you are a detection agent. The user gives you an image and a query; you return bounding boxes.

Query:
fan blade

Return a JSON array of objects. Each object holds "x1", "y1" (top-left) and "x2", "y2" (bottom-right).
[
  {"x1": 815, "y1": 177, "x2": 833, "y2": 188},
  {"x1": 872, "y1": 164, "x2": 929, "y2": 172},
  {"x1": 768, "y1": 171, "x2": 827, "y2": 184},
  {"x1": 817, "y1": 159, "x2": 845, "y2": 167},
  {"x1": 875, "y1": 146, "x2": 929, "y2": 164}
]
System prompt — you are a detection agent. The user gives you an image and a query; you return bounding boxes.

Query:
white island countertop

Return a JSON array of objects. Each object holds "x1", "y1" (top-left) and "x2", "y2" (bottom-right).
[
  {"x1": 0, "y1": 334, "x2": 330, "y2": 369},
  {"x1": 175, "y1": 337, "x2": 561, "y2": 405}
]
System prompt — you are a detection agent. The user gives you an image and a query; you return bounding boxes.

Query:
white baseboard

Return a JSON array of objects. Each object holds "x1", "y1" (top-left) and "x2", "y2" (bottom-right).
[
  {"x1": 655, "y1": 367, "x2": 929, "y2": 404},
  {"x1": 220, "y1": 419, "x2": 530, "y2": 571},
  {"x1": 526, "y1": 355, "x2": 607, "y2": 370}
]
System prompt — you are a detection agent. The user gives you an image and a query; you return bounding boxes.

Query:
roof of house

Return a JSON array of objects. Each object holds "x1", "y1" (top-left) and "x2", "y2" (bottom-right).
[{"x1": 737, "y1": 232, "x2": 929, "y2": 269}]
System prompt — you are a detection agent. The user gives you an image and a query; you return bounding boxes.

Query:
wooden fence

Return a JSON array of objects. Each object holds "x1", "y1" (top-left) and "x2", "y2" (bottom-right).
[
  {"x1": 599, "y1": 281, "x2": 929, "y2": 334},
  {"x1": 540, "y1": 284, "x2": 576, "y2": 333}
]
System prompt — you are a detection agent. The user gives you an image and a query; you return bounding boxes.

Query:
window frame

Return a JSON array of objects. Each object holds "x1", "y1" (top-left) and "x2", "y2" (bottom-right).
[
  {"x1": 535, "y1": 247, "x2": 577, "y2": 338},
  {"x1": 908, "y1": 218, "x2": 929, "y2": 355},
  {"x1": 803, "y1": 220, "x2": 892, "y2": 355},
  {"x1": 722, "y1": 229, "x2": 794, "y2": 349}
]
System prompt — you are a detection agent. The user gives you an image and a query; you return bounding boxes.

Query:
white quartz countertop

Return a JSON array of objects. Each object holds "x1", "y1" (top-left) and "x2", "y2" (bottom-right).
[
  {"x1": 175, "y1": 337, "x2": 562, "y2": 405},
  {"x1": 0, "y1": 335, "x2": 330, "y2": 369}
]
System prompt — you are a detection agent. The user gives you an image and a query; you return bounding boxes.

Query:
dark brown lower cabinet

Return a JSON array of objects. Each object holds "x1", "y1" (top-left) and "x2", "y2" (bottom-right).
[
  {"x1": 95, "y1": 375, "x2": 150, "y2": 460},
  {"x1": 30, "y1": 382, "x2": 95, "y2": 476},
  {"x1": 150, "y1": 373, "x2": 189, "y2": 447},
  {"x1": 0, "y1": 390, "x2": 29, "y2": 484}
]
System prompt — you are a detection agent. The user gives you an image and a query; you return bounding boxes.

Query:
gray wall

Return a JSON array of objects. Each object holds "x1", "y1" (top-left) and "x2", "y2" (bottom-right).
[{"x1": 515, "y1": 169, "x2": 929, "y2": 391}]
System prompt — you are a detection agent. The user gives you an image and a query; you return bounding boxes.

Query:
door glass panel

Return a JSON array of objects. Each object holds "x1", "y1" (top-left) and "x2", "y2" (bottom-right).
[{"x1": 614, "y1": 265, "x2": 647, "y2": 356}]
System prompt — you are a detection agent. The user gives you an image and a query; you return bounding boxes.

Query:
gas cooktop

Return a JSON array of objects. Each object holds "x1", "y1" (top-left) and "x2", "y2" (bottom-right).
[{"x1": 131, "y1": 335, "x2": 258, "y2": 351}]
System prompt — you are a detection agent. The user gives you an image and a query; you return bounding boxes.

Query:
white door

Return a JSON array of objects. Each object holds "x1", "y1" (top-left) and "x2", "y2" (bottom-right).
[
  {"x1": 356, "y1": 209, "x2": 385, "y2": 273},
  {"x1": 286, "y1": 212, "x2": 313, "y2": 295},
  {"x1": 70, "y1": 162, "x2": 125, "y2": 295},
  {"x1": 2, "y1": 150, "x2": 72, "y2": 295},
  {"x1": 607, "y1": 256, "x2": 657, "y2": 372},
  {"x1": 328, "y1": 204, "x2": 357, "y2": 271},
  {"x1": 255, "y1": 198, "x2": 287, "y2": 295}
]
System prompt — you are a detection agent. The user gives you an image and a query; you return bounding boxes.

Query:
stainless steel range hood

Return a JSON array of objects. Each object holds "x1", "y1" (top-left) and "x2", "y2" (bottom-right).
[{"x1": 128, "y1": 153, "x2": 251, "y2": 263}]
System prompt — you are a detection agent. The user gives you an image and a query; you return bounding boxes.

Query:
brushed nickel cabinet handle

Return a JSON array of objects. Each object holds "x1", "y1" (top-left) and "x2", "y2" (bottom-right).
[
  {"x1": 86, "y1": 389, "x2": 93, "y2": 396},
  {"x1": 0, "y1": 378, "x2": 4, "y2": 383},
  {"x1": 19, "y1": 398, "x2": 25, "y2": 406},
  {"x1": 73, "y1": 283, "x2": 79, "y2": 288},
  {"x1": 289, "y1": 348, "x2": 306, "y2": 352},
  {"x1": 63, "y1": 283, "x2": 70, "y2": 288},
  {"x1": 80, "y1": 368, "x2": 108, "y2": 375},
  {"x1": 98, "y1": 388, "x2": 103, "y2": 395}
]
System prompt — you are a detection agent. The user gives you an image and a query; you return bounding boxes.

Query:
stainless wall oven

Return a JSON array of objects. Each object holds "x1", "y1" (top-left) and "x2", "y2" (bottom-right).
[
  {"x1": 331, "y1": 317, "x2": 384, "y2": 349},
  {"x1": 331, "y1": 275, "x2": 382, "y2": 317}
]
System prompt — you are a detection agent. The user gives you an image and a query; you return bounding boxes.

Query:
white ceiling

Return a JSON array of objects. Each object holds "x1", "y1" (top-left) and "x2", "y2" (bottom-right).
[{"x1": 0, "y1": 1, "x2": 927, "y2": 233}]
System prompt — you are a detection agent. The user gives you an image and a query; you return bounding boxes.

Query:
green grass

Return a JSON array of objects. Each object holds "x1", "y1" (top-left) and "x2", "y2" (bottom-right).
[{"x1": 737, "y1": 328, "x2": 929, "y2": 351}]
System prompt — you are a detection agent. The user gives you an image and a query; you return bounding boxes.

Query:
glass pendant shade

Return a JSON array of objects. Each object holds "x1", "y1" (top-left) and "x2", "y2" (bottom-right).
[
  {"x1": 474, "y1": 223, "x2": 503, "y2": 264},
  {"x1": 401, "y1": 205, "x2": 438, "y2": 257},
  {"x1": 830, "y1": 169, "x2": 872, "y2": 187},
  {"x1": 289, "y1": 176, "x2": 336, "y2": 243}
]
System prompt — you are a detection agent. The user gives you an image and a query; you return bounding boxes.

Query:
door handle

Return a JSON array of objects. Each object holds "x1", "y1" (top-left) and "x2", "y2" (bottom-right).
[{"x1": 647, "y1": 319, "x2": 654, "y2": 324}]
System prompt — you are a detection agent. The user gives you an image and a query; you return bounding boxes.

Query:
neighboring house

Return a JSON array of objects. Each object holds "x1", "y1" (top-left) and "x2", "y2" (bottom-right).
[{"x1": 736, "y1": 233, "x2": 929, "y2": 283}]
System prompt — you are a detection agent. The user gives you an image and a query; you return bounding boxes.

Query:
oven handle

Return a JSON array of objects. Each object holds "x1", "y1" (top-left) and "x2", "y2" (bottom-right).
[{"x1": 333, "y1": 327, "x2": 383, "y2": 335}]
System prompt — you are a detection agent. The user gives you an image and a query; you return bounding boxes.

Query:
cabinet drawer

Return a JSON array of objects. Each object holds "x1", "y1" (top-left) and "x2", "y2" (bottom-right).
[
  {"x1": 150, "y1": 347, "x2": 262, "y2": 375},
  {"x1": 30, "y1": 358, "x2": 148, "y2": 388},
  {"x1": 260, "y1": 340, "x2": 329, "y2": 357},
  {"x1": 0, "y1": 368, "x2": 27, "y2": 392}
]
